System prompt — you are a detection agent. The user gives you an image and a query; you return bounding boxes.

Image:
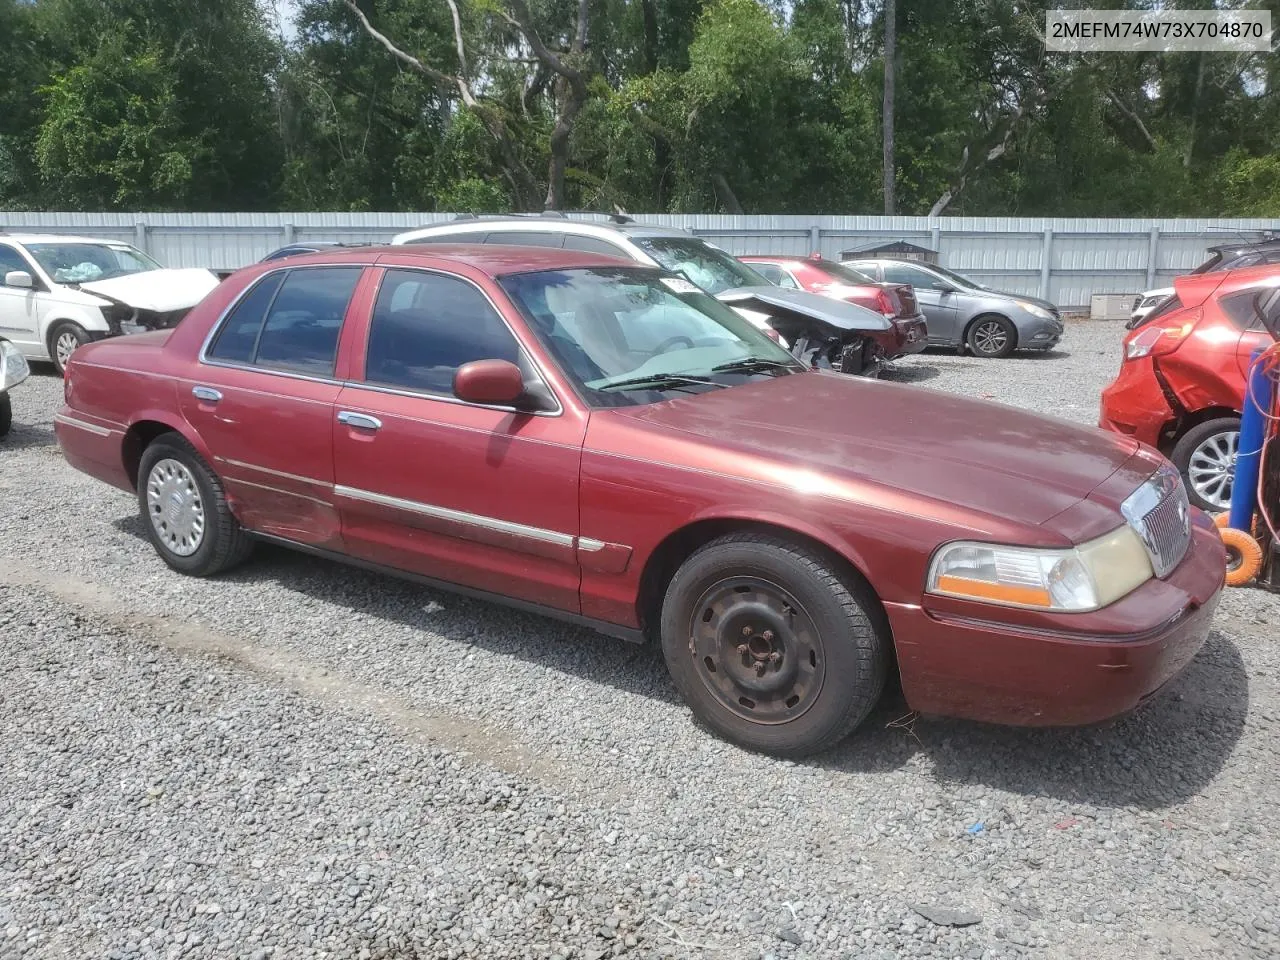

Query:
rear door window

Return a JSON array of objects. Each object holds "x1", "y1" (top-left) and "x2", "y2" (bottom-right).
[
  {"x1": 485, "y1": 231, "x2": 564, "y2": 247},
  {"x1": 882, "y1": 262, "x2": 933, "y2": 286},
  {"x1": 207, "y1": 267, "x2": 360, "y2": 376}
]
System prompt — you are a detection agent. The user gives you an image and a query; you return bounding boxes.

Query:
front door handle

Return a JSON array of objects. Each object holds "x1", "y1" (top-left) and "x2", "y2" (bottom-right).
[
  {"x1": 337, "y1": 411, "x2": 382, "y2": 431},
  {"x1": 192, "y1": 386, "x2": 222, "y2": 403}
]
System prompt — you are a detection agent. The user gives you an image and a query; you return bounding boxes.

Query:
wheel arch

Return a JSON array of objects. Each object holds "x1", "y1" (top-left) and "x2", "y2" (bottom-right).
[
  {"x1": 122, "y1": 412, "x2": 215, "y2": 490},
  {"x1": 635, "y1": 514, "x2": 892, "y2": 645},
  {"x1": 1163, "y1": 406, "x2": 1241, "y2": 453}
]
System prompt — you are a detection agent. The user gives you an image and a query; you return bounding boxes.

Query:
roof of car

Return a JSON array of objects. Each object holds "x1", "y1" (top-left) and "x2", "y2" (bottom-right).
[
  {"x1": 392, "y1": 215, "x2": 692, "y2": 244},
  {"x1": 0, "y1": 234, "x2": 137, "y2": 245},
  {"x1": 263, "y1": 242, "x2": 645, "y2": 276}
]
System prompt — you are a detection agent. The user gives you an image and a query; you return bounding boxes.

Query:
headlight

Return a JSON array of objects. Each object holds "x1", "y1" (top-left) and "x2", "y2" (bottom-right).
[
  {"x1": 0, "y1": 341, "x2": 30, "y2": 391},
  {"x1": 1015, "y1": 300, "x2": 1055, "y2": 322},
  {"x1": 926, "y1": 526, "x2": 1152, "y2": 612}
]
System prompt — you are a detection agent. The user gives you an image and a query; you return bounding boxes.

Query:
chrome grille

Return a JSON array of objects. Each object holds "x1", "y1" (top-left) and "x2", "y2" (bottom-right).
[{"x1": 1121, "y1": 463, "x2": 1192, "y2": 578}]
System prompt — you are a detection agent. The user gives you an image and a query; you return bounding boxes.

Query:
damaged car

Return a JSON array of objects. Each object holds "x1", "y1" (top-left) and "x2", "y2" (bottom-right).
[
  {"x1": 390, "y1": 216, "x2": 898, "y2": 376},
  {"x1": 0, "y1": 234, "x2": 220, "y2": 374},
  {"x1": 0, "y1": 339, "x2": 30, "y2": 439}
]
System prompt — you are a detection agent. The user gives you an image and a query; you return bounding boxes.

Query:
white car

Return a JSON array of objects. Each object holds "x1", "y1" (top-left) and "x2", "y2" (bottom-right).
[
  {"x1": 0, "y1": 340, "x2": 30, "y2": 438},
  {"x1": 1130, "y1": 287, "x2": 1174, "y2": 327},
  {"x1": 0, "y1": 234, "x2": 220, "y2": 374}
]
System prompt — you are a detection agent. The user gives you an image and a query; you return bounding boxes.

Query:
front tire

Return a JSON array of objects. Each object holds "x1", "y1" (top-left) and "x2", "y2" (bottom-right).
[
  {"x1": 46, "y1": 321, "x2": 91, "y2": 376},
  {"x1": 1171, "y1": 417, "x2": 1240, "y2": 512},
  {"x1": 659, "y1": 532, "x2": 888, "y2": 757},
  {"x1": 966, "y1": 315, "x2": 1017, "y2": 358},
  {"x1": 137, "y1": 434, "x2": 254, "y2": 576}
]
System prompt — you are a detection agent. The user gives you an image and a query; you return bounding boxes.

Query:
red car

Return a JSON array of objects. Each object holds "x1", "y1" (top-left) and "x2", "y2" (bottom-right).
[
  {"x1": 740, "y1": 254, "x2": 928, "y2": 359},
  {"x1": 56, "y1": 246, "x2": 1223, "y2": 757},
  {"x1": 1100, "y1": 264, "x2": 1279, "y2": 512}
]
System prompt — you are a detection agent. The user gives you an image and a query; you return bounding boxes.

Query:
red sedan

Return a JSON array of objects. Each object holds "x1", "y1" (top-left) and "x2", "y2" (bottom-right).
[
  {"x1": 1100, "y1": 264, "x2": 1279, "y2": 512},
  {"x1": 56, "y1": 246, "x2": 1223, "y2": 756},
  {"x1": 740, "y1": 254, "x2": 928, "y2": 358}
]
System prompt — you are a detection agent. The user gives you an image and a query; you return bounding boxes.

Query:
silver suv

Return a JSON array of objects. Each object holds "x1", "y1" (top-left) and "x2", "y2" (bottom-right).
[
  {"x1": 841, "y1": 258, "x2": 1063, "y2": 358},
  {"x1": 391, "y1": 215, "x2": 905, "y2": 376}
]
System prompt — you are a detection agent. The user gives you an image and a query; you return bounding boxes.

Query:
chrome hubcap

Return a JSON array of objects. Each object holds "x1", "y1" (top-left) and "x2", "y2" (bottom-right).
[
  {"x1": 973, "y1": 321, "x2": 1008, "y2": 355},
  {"x1": 146, "y1": 459, "x2": 205, "y2": 556},
  {"x1": 56, "y1": 332, "x2": 79, "y2": 368},
  {"x1": 1187, "y1": 431, "x2": 1238, "y2": 510}
]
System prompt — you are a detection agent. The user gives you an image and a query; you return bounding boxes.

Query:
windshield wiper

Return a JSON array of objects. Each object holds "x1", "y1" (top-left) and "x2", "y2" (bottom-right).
[
  {"x1": 597, "y1": 373, "x2": 727, "y2": 393},
  {"x1": 711, "y1": 357, "x2": 799, "y2": 375}
]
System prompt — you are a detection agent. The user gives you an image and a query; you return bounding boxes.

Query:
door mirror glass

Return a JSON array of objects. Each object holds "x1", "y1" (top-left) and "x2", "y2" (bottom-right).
[
  {"x1": 4, "y1": 270, "x2": 33, "y2": 289},
  {"x1": 453, "y1": 359, "x2": 526, "y2": 406}
]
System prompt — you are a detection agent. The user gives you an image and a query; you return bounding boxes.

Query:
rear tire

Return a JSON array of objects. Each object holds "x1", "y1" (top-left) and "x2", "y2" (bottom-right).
[
  {"x1": 137, "y1": 434, "x2": 254, "y2": 576},
  {"x1": 0, "y1": 393, "x2": 11, "y2": 438},
  {"x1": 966, "y1": 315, "x2": 1017, "y2": 358},
  {"x1": 46, "y1": 321, "x2": 91, "y2": 376},
  {"x1": 1171, "y1": 417, "x2": 1240, "y2": 512},
  {"x1": 659, "y1": 532, "x2": 888, "y2": 757}
]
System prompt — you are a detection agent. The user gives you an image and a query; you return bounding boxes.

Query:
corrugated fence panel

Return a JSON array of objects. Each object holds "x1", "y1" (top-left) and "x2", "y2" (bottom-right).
[{"x1": 4, "y1": 212, "x2": 1279, "y2": 308}]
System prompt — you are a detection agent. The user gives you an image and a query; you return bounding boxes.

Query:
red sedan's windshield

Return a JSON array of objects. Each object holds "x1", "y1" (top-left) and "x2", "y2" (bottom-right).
[{"x1": 501, "y1": 266, "x2": 802, "y2": 406}]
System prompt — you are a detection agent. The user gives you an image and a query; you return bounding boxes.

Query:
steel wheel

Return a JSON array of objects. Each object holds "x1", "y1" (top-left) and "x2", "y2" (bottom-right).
[
  {"x1": 1186, "y1": 430, "x2": 1237, "y2": 511},
  {"x1": 688, "y1": 576, "x2": 826, "y2": 725},
  {"x1": 146, "y1": 458, "x2": 206, "y2": 557},
  {"x1": 55, "y1": 330, "x2": 80, "y2": 369}
]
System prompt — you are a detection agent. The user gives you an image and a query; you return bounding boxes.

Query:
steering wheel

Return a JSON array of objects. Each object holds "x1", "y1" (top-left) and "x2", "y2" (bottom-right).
[{"x1": 652, "y1": 335, "x2": 695, "y2": 354}]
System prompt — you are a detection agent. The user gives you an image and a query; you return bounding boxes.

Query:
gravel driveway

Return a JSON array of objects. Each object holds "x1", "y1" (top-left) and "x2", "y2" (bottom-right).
[{"x1": 1, "y1": 320, "x2": 1277, "y2": 960}]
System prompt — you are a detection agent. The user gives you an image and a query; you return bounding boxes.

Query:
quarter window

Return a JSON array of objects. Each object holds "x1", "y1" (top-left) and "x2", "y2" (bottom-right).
[
  {"x1": 207, "y1": 266, "x2": 360, "y2": 376},
  {"x1": 364, "y1": 269, "x2": 521, "y2": 395},
  {"x1": 1219, "y1": 290, "x2": 1267, "y2": 331}
]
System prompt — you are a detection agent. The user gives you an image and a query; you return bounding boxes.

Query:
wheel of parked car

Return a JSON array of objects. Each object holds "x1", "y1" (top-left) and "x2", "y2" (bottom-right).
[
  {"x1": 137, "y1": 434, "x2": 254, "y2": 577},
  {"x1": 966, "y1": 315, "x2": 1017, "y2": 358},
  {"x1": 46, "y1": 320, "x2": 91, "y2": 376},
  {"x1": 659, "y1": 532, "x2": 888, "y2": 757},
  {"x1": 1171, "y1": 417, "x2": 1241, "y2": 513},
  {"x1": 0, "y1": 393, "x2": 11, "y2": 439}
]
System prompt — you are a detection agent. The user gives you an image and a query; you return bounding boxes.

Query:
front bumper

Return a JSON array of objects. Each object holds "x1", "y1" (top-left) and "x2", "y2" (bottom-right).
[
  {"x1": 1099, "y1": 356, "x2": 1171, "y2": 449},
  {"x1": 1015, "y1": 314, "x2": 1063, "y2": 350},
  {"x1": 886, "y1": 515, "x2": 1224, "y2": 727}
]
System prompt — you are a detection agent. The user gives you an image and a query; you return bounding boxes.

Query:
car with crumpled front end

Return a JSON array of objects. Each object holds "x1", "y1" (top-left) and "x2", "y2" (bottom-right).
[
  {"x1": 54, "y1": 244, "x2": 1224, "y2": 757},
  {"x1": 0, "y1": 234, "x2": 219, "y2": 374},
  {"x1": 740, "y1": 253, "x2": 928, "y2": 360}
]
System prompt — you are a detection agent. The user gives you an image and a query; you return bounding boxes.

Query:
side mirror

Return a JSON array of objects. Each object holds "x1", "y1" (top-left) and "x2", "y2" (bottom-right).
[
  {"x1": 931, "y1": 281, "x2": 955, "y2": 292},
  {"x1": 453, "y1": 359, "x2": 528, "y2": 407},
  {"x1": 4, "y1": 270, "x2": 33, "y2": 289}
]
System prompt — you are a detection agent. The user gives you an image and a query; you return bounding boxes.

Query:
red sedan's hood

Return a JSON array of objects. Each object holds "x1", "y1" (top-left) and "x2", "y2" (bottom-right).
[{"x1": 609, "y1": 371, "x2": 1145, "y2": 530}]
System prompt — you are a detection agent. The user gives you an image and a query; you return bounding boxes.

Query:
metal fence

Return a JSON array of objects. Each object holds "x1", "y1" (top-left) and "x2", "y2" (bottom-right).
[{"x1": 5, "y1": 211, "x2": 1279, "y2": 309}]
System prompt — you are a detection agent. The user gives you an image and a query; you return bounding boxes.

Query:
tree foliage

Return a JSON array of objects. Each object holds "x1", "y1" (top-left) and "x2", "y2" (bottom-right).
[{"x1": 2, "y1": 0, "x2": 1280, "y2": 215}]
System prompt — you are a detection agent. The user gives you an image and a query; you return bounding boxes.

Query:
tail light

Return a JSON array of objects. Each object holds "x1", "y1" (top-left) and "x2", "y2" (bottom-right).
[
  {"x1": 874, "y1": 290, "x2": 897, "y2": 318},
  {"x1": 1125, "y1": 311, "x2": 1200, "y2": 360}
]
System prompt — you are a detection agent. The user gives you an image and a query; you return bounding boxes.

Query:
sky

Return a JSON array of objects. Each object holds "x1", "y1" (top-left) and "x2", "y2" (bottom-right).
[{"x1": 272, "y1": 0, "x2": 300, "y2": 44}]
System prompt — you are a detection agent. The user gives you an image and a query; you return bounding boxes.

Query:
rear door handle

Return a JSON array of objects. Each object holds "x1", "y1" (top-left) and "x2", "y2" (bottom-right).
[
  {"x1": 337, "y1": 411, "x2": 382, "y2": 431},
  {"x1": 191, "y1": 386, "x2": 222, "y2": 403}
]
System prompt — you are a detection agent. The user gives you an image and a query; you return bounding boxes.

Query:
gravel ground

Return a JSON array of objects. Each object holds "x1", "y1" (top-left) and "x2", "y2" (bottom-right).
[{"x1": 1, "y1": 320, "x2": 1278, "y2": 960}]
